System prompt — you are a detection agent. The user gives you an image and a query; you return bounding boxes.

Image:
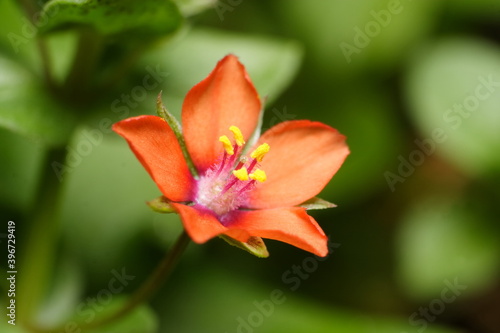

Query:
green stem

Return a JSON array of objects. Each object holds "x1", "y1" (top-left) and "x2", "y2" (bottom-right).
[
  {"x1": 64, "y1": 28, "x2": 103, "y2": 104},
  {"x1": 18, "y1": 147, "x2": 66, "y2": 326},
  {"x1": 83, "y1": 231, "x2": 190, "y2": 330},
  {"x1": 98, "y1": 45, "x2": 145, "y2": 93},
  {"x1": 29, "y1": 230, "x2": 191, "y2": 332}
]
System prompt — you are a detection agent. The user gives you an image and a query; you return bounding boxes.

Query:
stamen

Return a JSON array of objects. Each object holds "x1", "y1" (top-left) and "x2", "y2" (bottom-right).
[
  {"x1": 228, "y1": 145, "x2": 239, "y2": 165},
  {"x1": 232, "y1": 167, "x2": 249, "y2": 181},
  {"x1": 247, "y1": 159, "x2": 257, "y2": 173},
  {"x1": 231, "y1": 156, "x2": 247, "y2": 173},
  {"x1": 249, "y1": 169, "x2": 267, "y2": 182},
  {"x1": 250, "y1": 143, "x2": 270, "y2": 162},
  {"x1": 219, "y1": 135, "x2": 234, "y2": 155},
  {"x1": 238, "y1": 180, "x2": 256, "y2": 194},
  {"x1": 215, "y1": 151, "x2": 227, "y2": 176},
  {"x1": 229, "y1": 126, "x2": 245, "y2": 146}
]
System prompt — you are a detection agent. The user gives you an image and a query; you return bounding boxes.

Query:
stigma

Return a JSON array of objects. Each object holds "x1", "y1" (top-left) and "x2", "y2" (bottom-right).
[{"x1": 195, "y1": 126, "x2": 269, "y2": 217}]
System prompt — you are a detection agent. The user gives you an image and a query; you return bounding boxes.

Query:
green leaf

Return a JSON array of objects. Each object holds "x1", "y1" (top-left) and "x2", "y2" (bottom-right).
[
  {"x1": 141, "y1": 28, "x2": 303, "y2": 114},
  {"x1": 0, "y1": 56, "x2": 77, "y2": 147},
  {"x1": 396, "y1": 197, "x2": 500, "y2": 300},
  {"x1": 219, "y1": 235, "x2": 269, "y2": 258},
  {"x1": 0, "y1": 0, "x2": 39, "y2": 71},
  {"x1": 299, "y1": 197, "x2": 336, "y2": 210},
  {"x1": 36, "y1": 257, "x2": 83, "y2": 327},
  {"x1": 39, "y1": 0, "x2": 183, "y2": 41},
  {"x1": 318, "y1": 83, "x2": 405, "y2": 204},
  {"x1": 279, "y1": 0, "x2": 440, "y2": 77},
  {"x1": 40, "y1": 297, "x2": 158, "y2": 333},
  {"x1": 147, "y1": 196, "x2": 176, "y2": 214},
  {"x1": 405, "y1": 38, "x2": 500, "y2": 175},
  {"x1": 0, "y1": 320, "x2": 28, "y2": 333},
  {"x1": 448, "y1": 0, "x2": 500, "y2": 18},
  {"x1": 84, "y1": 298, "x2": 158, "y2": 333},
  {"x1": 160, "y1": 264, "x2": 460, "y2": 333},
  {"x1": 172, "y1": 0, "x2": 216, "y2": 17}
]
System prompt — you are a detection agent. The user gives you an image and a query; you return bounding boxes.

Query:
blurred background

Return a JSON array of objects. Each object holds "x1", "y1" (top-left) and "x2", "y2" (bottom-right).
[{"x1": 1, "y1": 0, "x2": 500, "y2": 332}]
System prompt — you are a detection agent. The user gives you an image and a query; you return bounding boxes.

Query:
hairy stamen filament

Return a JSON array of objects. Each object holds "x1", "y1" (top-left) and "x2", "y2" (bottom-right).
[
  {"x1": 215, "y1": 151, "x2": 228, "y2": 176},
  {"x1": 247, "y1": 159, "x2": 258, "y2": 173},
  {"x1": 238, "y1": 180, "x2": 256, "y2": 194},
  {"x1": 220, "y1": 178, "x2": 238, "y2": 195},
  {"x1": 228, "y1": 144, "x2": 239, "y2": 165}
]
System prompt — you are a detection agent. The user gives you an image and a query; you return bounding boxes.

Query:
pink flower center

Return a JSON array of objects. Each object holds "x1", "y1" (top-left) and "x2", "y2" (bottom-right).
[{"x1": 195, "y1": 126, "x2": 269, "y2": 217}]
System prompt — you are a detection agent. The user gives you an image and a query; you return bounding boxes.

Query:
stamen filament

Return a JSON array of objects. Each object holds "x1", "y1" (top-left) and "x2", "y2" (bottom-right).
[
  {"x1": 238, "y1": 180, "x2": 256, "y2": 193},
  {"x1": 221, "y1": 167, "x2": 250, "y2": 195},
  {"x1": 247, "y1": 159, "x2": 258, "y2": 173},
  {"x1": 230, "y1": 155, "x2": 247, "y2": 173},
  {"x1": 228, "y1": 145, "x2": 239, "y2": 165},
  {"x1": 215, "y1": 151, "x2": 227, "y2": 176},
  {"x1": 220, "y1": 177, "x2": 239, "y2": 195}
]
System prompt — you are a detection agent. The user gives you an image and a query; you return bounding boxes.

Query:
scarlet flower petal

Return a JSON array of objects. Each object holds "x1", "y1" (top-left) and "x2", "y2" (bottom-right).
[
  {"x1": 225, "y1": 207, "x2": 329, "y2": 257},
  {"x1": 182, "y1": 54, "x2": 261, "y2": 173},
  {"x1": 171, "y1": 203, "x2": 230, "y2": 243},
  {"x1": 247, "y1": 120, "x2": 349, "y2": 209},
  {"x1": 112, "y1": 115, "x2": 194, "y2": 202}
]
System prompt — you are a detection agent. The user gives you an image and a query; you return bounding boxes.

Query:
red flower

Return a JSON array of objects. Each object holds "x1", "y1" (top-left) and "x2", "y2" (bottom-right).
[{"x1": 113, "y1": 55, "x2": 349, "y2": 257}]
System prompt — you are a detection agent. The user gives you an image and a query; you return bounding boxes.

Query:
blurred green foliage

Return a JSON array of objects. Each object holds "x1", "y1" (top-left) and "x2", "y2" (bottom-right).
[{"x1": 1, "y1": 0, "x2": 500, "y2": 332}]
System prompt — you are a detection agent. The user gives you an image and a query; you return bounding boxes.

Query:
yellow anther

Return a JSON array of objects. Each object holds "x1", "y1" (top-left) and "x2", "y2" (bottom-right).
[
  {"x1": 219, "y1": 135, "x2": 234, "y2": 155},
  {"x1": 229, "y1": 126, "x2": 245, "y2": 146},
  {"x1": 250, "y1": 143, "x2": 270, "y2": 162},
  {"x1": 249, "y1": 169, "x2": 267, "y2": 183},
  {"x1": 233, "y1": 167, "x2": 249, "y2": 181}
]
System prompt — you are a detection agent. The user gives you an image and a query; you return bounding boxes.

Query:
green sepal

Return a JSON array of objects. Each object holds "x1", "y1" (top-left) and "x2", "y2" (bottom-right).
[
  {"x1": 240, "y1": 97, "x2": 266, "y2": 156},
  {"x1": 156, "y1": 92, "x2": 199, "y2": 179},
  {"x1": 146, "y1": 196, "x2": 176, "y2": 214},
  {"x1": 299, "y1": 197, "x2": 337, "y2": 210},
  {"x1": 219, "y1": 235, "x2": 269, "y2": 258}
]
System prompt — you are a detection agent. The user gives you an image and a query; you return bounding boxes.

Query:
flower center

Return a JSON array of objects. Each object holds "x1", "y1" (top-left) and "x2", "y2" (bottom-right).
[{"x1": 195, "y1": 126, "x2": 269, "y2": 217}]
